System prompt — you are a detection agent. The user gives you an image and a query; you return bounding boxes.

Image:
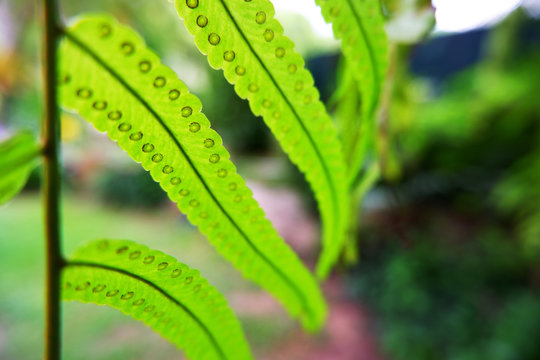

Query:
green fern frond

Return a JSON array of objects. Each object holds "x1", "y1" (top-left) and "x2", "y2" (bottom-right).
[
  {"x1": 331, "y1": 61, "x2": 364, "y2": 166},
  {"x1": 63, "y1": 239, "x2": 252, "y2": 360},
  {"x1": 317, "y1": 0, "x2": 388, "y2": 121},
  {"x1": 173, "y1": 0, "x2": 349, "y2": 279},
  {"x1": 0, "y1": 132, "x2": 40, "y2": 205},
  {"x1": 331, "y1": 60, "x2": 377, "y2": 193},
  {"x1": 58, "y1": 15, "x2": 326, "y2": 330},
  {"x1": 316, "y1": 0, "x2": 388, "y2": 186}
]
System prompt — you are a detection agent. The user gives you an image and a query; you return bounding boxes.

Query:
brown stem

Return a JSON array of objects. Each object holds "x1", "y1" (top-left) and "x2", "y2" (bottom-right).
[{"x1": 42, "y1": 0, "x2": 63, "y2": 358}]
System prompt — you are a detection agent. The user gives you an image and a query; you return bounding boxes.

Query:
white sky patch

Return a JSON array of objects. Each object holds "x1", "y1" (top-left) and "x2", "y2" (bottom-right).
[
  {"x1": 433, "y1": 0, "x2": 523, "y2": 32},
  {"x1": 270, "y1": 0, "x2": 527, "y2": 39},
  {"x1": 271, "y1": 0, "x2": 334, "y2": 39},
  {"x1": 523, "y1": 0, "x2": 540, "y2": 17}
]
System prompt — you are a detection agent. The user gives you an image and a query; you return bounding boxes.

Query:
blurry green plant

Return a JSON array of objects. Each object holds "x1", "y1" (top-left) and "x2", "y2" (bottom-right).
[
  {"x1": 96, "y1": 168, "x2": 168, "y2": 208},
  {"x1": 1, "y1": 0, "x2": 390, "y2": 359},
  {"x1": 346, "y1": 11, "x2": 540, "y2": 360},
  {"x1": 391, "y1": 10, "x2": 540, "y2": 260},
  {"x1": 349, "y1": 222, "x2": 540, "y2": 360},
  {"x1": 0, "y1": 132, "x2": 40, "y2": 203}
]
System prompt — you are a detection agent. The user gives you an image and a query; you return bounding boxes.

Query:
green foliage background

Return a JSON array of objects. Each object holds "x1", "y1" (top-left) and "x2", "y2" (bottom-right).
[{"x1": 0, "y1": 1, "x2": 539, "y2": 359}]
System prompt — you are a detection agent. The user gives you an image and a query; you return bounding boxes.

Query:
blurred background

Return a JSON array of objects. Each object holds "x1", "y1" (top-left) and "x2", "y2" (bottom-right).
[{"x1": 1, "y1": 0, "x2": 540, "y2": 359}]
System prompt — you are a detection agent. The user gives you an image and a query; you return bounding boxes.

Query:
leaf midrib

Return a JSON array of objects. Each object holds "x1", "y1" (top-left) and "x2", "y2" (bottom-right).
[
  {"x1": 65, "y1": 261, "x2": 227, "y2": 360},
  {"x1": 218, "y1": 0, "x2": 340, "y2": 223},
  {"x1": 60, "y1": 28, "x2": 313, "y2": 319},
  {"x1": 344, "y1": 0, "x2": 381, "y2": 117}
]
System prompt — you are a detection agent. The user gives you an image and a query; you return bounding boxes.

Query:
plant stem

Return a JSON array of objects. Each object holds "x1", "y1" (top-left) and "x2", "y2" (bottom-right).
[{"x1": 42, "y1": 0, "x2": 63, "y2": 359}]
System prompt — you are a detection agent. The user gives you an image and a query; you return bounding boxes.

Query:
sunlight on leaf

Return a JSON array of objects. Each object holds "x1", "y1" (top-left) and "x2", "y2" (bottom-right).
[
  {"x1": 173, "y1": 0, "x2": 349, "y2": 279},
  {"x1": 58, "y1": 14, "x2": 326, "y2": 330},
  {"x1": 63, "y1": 239, "x2": 253, "y2": 360}
]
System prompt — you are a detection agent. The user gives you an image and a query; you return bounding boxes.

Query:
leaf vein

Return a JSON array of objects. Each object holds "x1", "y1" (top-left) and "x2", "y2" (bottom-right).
[
  {"x1": 219, "y1": 0, "x2": 340, "y2": 221},
  {"x1": 345, "y1": 0, "x2": 381, "y2": 116},
  {"x1": 65, "y1": 261, "x2": 227, "y2": 360},
  {"x1": 61, "y1": 27, "x2": 312, "y2": 317}
]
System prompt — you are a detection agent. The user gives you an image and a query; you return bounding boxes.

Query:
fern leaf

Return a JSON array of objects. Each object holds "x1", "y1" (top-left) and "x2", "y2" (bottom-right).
[
  {"x1": 317, "y1": 0, "x2": 388, "y2": 121},
  {"x1": 316, "y1": 0, "x2": 388, "y2": 186},
  {"x1": 58, "y1": 15, "x2": 326, "y2": 330},
  {"x1": 331, "y1": 61, "x2": 364, "y2": 166},
  {"x1": 63, "y1": 239, "x2": 252, "y2": 360},
  {"x1": 173, "y1": 0, "x2": 349, "y2": 279},
  {"x1": 0, "y1": 132, "x2": 40, "y2": 205}
]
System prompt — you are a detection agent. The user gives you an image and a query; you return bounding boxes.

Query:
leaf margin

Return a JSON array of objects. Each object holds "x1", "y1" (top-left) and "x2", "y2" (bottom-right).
[
  {"x1": 0, "y1": 131, "x2": 40, "y2": 205},
  {"x1": 58, "y1": 13, "x2": 327, "y2": 330},
  {"x1": 173, "y1": 0, "x2": 350, "y2": 279},
  {"x1": 62, "y1": 238, "x2": 253, "y2": 360}
]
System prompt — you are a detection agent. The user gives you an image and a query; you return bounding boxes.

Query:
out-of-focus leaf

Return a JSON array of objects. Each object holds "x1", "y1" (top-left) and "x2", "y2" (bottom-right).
[
  {"x1": 384, "y1": 0, "x2": 435, "y2": 43},
  {"x1": 0, "y1": 132, "x2": 40, "y2": 205}
]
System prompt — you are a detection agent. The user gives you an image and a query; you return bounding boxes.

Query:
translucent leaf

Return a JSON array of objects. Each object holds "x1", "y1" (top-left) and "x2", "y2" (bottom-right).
[
  {"x1": 316, "y1": 0, "x2": 388, "y2": 121},
  {"x1": 173, "y1": 0, "x2": 349, "y2": 279},
  {"x1": 316, "y1": 0, "x2": 388, "y2": 187},
  {"x1": 58, "y1": 15, "x2": 326, "y2": 330},
  {"x1": 63, "y1": 239, "x2": 253, "y2": 360}
]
